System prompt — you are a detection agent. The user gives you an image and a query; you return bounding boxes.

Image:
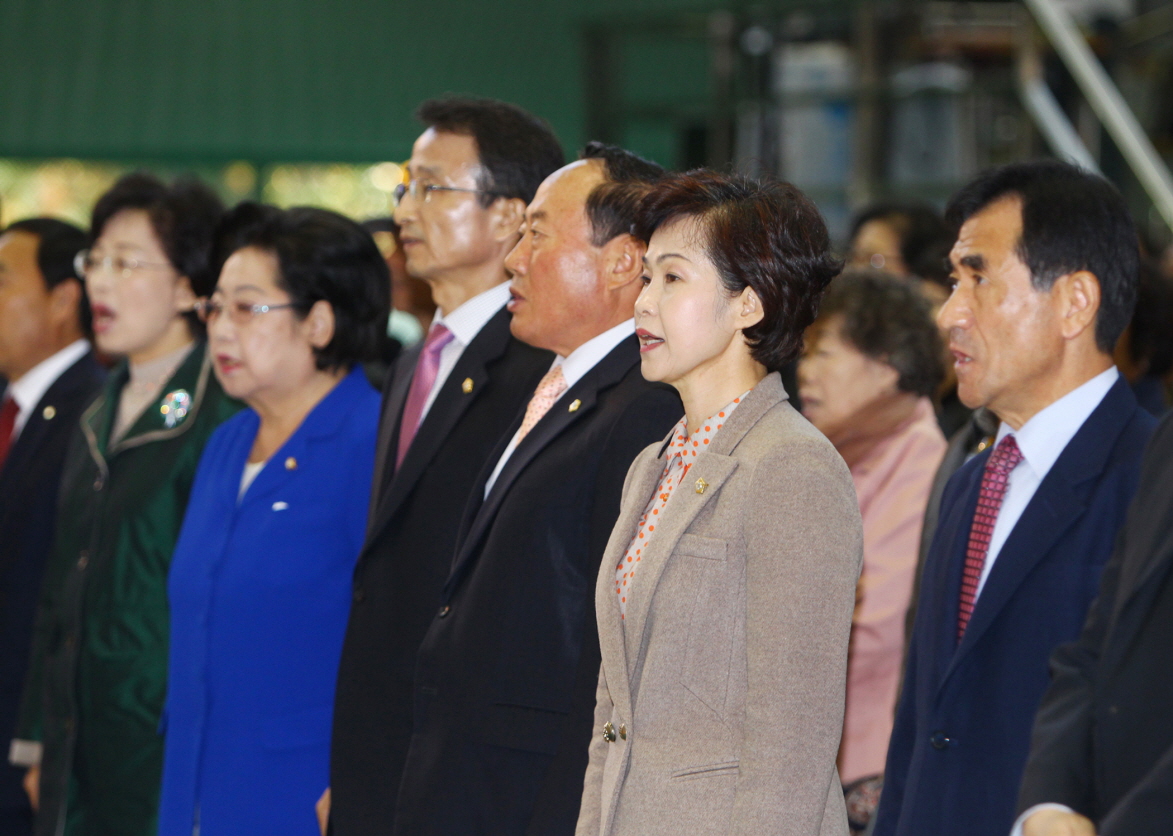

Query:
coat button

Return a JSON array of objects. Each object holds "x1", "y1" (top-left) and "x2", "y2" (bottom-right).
[
  {"x1": 618, "y1": 723, "x2": 627, "y2": 740},
  {"x1": 353, "y1": 588, "x2": 365, "y2": 603},
  {"x1": 77, "y1": 551, "x2": 89, "y2": 570},
  {"x1": 437, "y1": 605, "x2": 451, "y2": 618},
  {"x1": 930, "y1": 731, "x2": 950, "y2": 750},
  {"x1": 603, "y1": 722, "x2": 616, "y2": 743},
  {"x1": 93, "y1": 475, "x2": 104, "y2": 491}
]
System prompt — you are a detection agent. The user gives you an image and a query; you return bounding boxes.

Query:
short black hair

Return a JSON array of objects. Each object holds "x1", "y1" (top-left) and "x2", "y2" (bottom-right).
[
  {"x1": 3, "y1": 217, "x2": 91, "y2": 336},
  {"x1": 416, "y1": 96, "x2": 564, "y2": 207},
  {"x1": 635, "y1": 170, "x2": 841, "y2": 372},
  {"x1": 816, "y1": 268, "x2": 945, "y2": 397},
  {"x1": 580, "y1": 141, "x2": 666, "y2": 247},
  {"x1": 850, "y1": 202, "x2": 955, "y2": 286},
  {"x1": 91, "y1": 172, "x2": 225, "y2": 336},
  {"x1": 945, "y1": 160, "x2": 1138, "y2": 353},
  {"x1": 217, "y1": 203, "x2": 390, "y2": 371}
]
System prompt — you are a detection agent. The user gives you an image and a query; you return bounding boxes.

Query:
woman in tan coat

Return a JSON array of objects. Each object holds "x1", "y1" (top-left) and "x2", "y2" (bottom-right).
[{"x1": 576, "y1": 171, "x2": 863, "y2": 836}]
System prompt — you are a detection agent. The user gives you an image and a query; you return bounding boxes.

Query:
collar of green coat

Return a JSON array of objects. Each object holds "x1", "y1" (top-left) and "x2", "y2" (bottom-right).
[{"x1": 81, "y1": 342, "x2": 213, "y2": 470}]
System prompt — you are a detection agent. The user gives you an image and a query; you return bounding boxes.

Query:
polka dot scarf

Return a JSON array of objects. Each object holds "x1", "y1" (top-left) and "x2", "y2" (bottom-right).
[{"x1": 614, "y1": 393, "x2": 747, "y2": 619}]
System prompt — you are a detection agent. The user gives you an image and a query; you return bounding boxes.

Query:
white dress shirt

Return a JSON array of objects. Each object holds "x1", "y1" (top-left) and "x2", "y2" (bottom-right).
[
  {"x1": 418, "y1": 282, "x2": 512, "y2": 423},
  {"x1": 483, "y1": 318, "x2": 636, "y2": 497},
  {"x1": 977, "y1": 366, "x2": 1119, "y2": 598},
  {"x1": 5, "y1": 339, "x2": 90, "y2": 439}
]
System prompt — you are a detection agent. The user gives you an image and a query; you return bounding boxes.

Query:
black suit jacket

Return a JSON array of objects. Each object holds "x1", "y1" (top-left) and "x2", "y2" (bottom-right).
[
  {"x1": 1018, "y1": 410, "x2": 1173, "y2": 835},
  {"x1": 391, "y1": 335, "x2": 682, "y2": 836},
  {"x1": 329, "y1": 306, "x2": 552, "y2": 836},
  {"x1": 0, "y1": 351, "x2": 104, "y2": 828}
]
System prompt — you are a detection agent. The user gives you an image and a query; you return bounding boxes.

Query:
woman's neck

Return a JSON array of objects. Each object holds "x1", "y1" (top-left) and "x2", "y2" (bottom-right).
[
  {"x1": 127, "y1": 318, "x2": 195, "y2": 367},
  {"x1": 829, "y1": 390, "x2": 922, "y2": 469},
  {"x1": 675, "y1": 354, "x2": 767, "y2": 435},
  {"x1": 247, "y1": 367, "x2": 349, "y2": 463}
]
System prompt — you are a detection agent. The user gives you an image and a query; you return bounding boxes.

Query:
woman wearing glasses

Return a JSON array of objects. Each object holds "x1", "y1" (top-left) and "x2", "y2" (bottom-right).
[
  {"x1": 14, "y1": 173, "x2": 236, "y2": 836},
  {"x1": 156, "y1": 204, "x2": 387, "y2": 836},
  {"x1": 577, "y1": 172, "x2": 862, "y2": 836}
]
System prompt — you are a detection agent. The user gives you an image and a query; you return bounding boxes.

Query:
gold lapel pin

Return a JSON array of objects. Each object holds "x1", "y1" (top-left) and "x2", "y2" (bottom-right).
[
  {"x1": 568, "y1": 399, "x2": 581, "y2": 413},
  {"x1": 695, "y1": 477, "x2": 708, "y2": 495},
  {"x1": 285, "y1": 457, "x2": 298, "y2": 471},
  {"x1": 462, "y1": 377, "x2": 474, "y2": 393},
  {"x1": 43, "y1": 405, "x2": 57, "y2": 420}
]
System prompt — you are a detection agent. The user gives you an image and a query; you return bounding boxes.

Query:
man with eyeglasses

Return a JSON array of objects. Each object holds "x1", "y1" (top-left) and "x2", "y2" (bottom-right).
[
  {"x1": 0, "y1": 219, "x2": 104, "y2": 836},
  {"x1": 322, "y1": 97, "x2": 562, "y2": 836}
]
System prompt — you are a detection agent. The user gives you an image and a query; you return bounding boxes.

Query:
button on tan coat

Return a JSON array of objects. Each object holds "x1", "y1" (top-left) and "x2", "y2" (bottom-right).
[{"x1": 577, "y1": 373, "x2": 863, "y2": 836}]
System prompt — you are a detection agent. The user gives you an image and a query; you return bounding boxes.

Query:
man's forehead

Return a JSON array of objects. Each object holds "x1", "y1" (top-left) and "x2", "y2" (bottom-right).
[
  {"x1": 951, "y1": 195, "x2": 1022, "y2": 264},
  {"x1": 529, "y1": 159, "x2": 603, "y2": 214},
  {"x1": 408, "y1": 128, "x2": 482, "y2": 178}
]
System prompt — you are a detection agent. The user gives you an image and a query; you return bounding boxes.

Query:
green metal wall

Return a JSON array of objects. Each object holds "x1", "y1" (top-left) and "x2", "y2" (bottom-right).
[{"x1": 0, "y1": 0, "x2": 741, "y2": 165}]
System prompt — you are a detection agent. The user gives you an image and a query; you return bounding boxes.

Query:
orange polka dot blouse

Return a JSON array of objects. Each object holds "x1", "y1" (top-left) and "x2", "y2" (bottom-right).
[{"x1": 614, "y1": 393, "x2": 747, "y2": 618}]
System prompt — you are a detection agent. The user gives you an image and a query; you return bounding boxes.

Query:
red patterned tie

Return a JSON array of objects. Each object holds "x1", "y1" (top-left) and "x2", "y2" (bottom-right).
[
  {"x1": 957, "y1": 434, "x2": 1023, "y2": 640},
  {"x1": 0, "y1": 395, "x2": 18, "y2": 471}
]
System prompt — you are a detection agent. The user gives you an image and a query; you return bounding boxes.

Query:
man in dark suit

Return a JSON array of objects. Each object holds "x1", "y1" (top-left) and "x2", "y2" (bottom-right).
[
  {"x1": 388, "y1": 144, "x2": 682, "y2": 835},
  {"x1": 0, "y1": 219, "x2": 104, "y2": 836},
  {"x1": 1015, "y1": 410, "x2": 1173, "y2": 835},
  {"x1": 323, "y1": 98, "x2": 563, "y2": 835},
  {"x1": 873, "y1": 162, "x2": 1156, "y2": 836}
]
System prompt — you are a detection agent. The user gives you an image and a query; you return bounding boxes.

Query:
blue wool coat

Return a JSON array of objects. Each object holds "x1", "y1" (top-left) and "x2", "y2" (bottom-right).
[{"x1": 158, "y1": 368, "x2": 378, "y2": 836}]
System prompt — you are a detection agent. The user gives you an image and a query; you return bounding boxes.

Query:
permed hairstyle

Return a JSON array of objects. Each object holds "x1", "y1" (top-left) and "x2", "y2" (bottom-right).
[
  {"x1": 944, "y1": 160, "x2": 1138, "y2": 353},
  {"x1": 634, "y1": 170, "x2": 842, "y2": 372},
  {"x1": 3, "y1": 218, "x2": 91, "y2": 336},
  {"x1": 580, "y1": 141, "x2": 666, "y2": 247},
  {"x1": 816, "y1": 268, "x2": 945, "y2": 397},
  {"x1": 215, "y1": 203, "x2": 390, "y2": 370},
  {"x1": 90, "y1": 172, "x2": 224, "y2": 335},
  {"x1": 416, "y1": 96, "x2": 565, "y2": 207}
]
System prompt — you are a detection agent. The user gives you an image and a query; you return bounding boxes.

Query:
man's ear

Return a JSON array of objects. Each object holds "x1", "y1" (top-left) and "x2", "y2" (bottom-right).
[
  {"x1": 733, "y1": 285, "x2": 765, "y2": 330},
  {"x1": 601, "y1": 233, "x2": 645, "y2": 292},
  {"x1": 489, "y1": 197, "x2": 528, "y2": 244},
  {"x1": 1054, "y1": 270, "x2": 1101, "y2": 342},
  {"x1": 305, "y1": 299, "x2": 337, "y2": 350},
  {"x1": 48, "y1": 278, "x2": 82, "y2": 329}
]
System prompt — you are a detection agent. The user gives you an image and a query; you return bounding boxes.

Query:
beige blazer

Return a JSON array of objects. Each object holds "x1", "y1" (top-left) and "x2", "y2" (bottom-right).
[{"x1": 576, "y1": 373, "x2": 863, "y2": 836}]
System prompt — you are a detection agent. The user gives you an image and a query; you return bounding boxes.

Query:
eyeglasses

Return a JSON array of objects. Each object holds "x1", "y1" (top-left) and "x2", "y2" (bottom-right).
[
  {"x1": 194, "y1": 297, "x2": 298, "y2": 325},
  {"x1": 74, "y1": 249, "x2": 173, "y2": 281},
  {"x1": 392, "y1": 181, "x2": 505, "y2": 206}
]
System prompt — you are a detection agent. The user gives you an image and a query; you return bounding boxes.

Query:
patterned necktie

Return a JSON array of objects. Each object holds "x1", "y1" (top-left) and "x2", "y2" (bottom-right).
[
  {"x1": 515, "y1": 365, "x2": 567, "y2": 444},
  {"x1": 396, "y1": 323, "x2": 454, "y2": 468},
  {"x1": 957, "y1": 434, "x2": 1024, "y2": 640},
  {"x1": 0, "y1": 395, "x2": 18, "y2": 472}
]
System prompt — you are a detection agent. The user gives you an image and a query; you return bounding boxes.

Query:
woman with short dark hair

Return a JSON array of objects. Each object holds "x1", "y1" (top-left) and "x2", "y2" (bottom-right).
[
  {"x1": 798, "y1": 269, "x2": 947, "y2": 833},
  {"x1": 156, "y1": 205, "x2": 387, "y2": 836},
  {"x1": 577, "y1": 171, "x2": 863, "y2": 835},
  {"x1": 14, "y1": 172, "x2": 237, "y2": 836}
]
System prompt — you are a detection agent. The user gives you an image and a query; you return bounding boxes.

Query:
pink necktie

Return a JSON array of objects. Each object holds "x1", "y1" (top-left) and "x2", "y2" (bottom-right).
[
  {"x1": 957, "y1": 434, "x2": 1024, "y2": 640},
  {"x1": 515, "y1": 366, "x2": 567, "y2": 444},
  {"x1": 396, "y1": 323, "x2": 454, "y2": 468},
  {"x1": 0, "y1": 395, "x2": 18, "y2": 471}
]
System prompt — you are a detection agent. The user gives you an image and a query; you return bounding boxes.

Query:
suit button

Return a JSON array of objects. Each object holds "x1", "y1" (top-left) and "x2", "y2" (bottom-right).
[
  {"x1": 1108, "y1": 705, "x2": 1119, "y2": 715},
  {"x1": 77, "y1": 551, "x2": 89, "y2": 570},
  {"x1": 603, "y1": 722, "x2": 616, "y2": 743},
  {"x1": 930, "y1": 731, "x2": 950, "y2": 750},
  {"x1": 618, "y1": 723, "x2": 627, "y2": 740},
  {"x1": 437, "y1": 605, "x2": 451, "y2": 618},
  {"x1": 93, "y1": 476, "x2": 104, "y2": 491},
  {"x1": 353, "y1": 588, "x2": 365, "y2": 603}
]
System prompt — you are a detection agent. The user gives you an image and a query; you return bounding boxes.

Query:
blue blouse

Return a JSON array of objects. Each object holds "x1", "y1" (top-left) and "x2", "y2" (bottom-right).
[{"x1": 158, "y1": 368, "x2": 379, "y2": 836}]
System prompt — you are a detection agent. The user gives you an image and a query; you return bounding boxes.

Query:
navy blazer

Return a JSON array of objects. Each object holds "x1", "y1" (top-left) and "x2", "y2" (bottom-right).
[
  {"x1": 158, "y1": 369, "x2": 378, "y2": 836},
  {"x1": 0, "y1": 351, "x2": 104, "y2": 831},
  {"x1": 874, "y1": 376, "x2": 1155, "y2": 836}
]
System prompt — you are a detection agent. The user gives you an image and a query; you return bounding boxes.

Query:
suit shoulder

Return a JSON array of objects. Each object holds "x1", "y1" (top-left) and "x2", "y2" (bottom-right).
[{"x1": 739, "y1": 402, "x2": 855, "y2": 494}]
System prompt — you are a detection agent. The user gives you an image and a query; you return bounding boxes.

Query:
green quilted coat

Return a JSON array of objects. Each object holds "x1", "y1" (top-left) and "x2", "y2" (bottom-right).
[{"x1": 16, "y1": 344, "x2": 239, "y2": 836}]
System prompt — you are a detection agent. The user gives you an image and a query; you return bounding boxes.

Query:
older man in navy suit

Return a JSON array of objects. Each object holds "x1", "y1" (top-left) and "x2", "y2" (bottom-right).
[
  {"x1": 0, "y1": 219, "x2": 104, "y2": 836},
  {"x1": 873, "y1": 162, "x2": 1156, "y2": 836}
]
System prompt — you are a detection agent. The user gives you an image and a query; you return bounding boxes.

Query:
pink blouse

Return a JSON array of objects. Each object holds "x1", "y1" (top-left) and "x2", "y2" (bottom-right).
[{"x1": 838, "y1": 397, "x2": 946, "y2": 783}]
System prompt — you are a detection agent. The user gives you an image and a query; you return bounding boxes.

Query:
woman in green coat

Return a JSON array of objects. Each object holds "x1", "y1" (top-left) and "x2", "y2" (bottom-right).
[{"x1": 12, "y1": 173, "x2": 238, "y2": 836}]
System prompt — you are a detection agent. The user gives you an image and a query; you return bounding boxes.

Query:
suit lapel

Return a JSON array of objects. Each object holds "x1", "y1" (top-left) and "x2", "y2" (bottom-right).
[
  {"x1": 941, "y1": 377, "x2": 1138, "y2": 684},
  {"x1": 368, "y1": 343, "x2": 420, "y2": 523},
  {"x1": 443, "y1": 337, "x2": 639, "y2": 598},
  {"x1": 367, "y1": 306, "x2": 513, "y2": 542}
]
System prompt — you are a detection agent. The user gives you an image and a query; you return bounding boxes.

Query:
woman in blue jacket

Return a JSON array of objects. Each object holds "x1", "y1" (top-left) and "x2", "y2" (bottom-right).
[{"x1": 159, "y1": 204, "x2": 389, "y2": 836}]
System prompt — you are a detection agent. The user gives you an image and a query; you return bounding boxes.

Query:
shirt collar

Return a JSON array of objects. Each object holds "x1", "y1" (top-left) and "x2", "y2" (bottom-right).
[
  {"x1": 552, "y1": 318, "x2": 635, "y2": 390},
  {"x1": 431, "y1": 282, "x2": 511, "y2": 347},
  {"x1": 8, "y1": 339, "x2": 90, "y2": 416},
  {"x1": 995, "y1": 366, "x2": 1119, "y2": 480}
]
